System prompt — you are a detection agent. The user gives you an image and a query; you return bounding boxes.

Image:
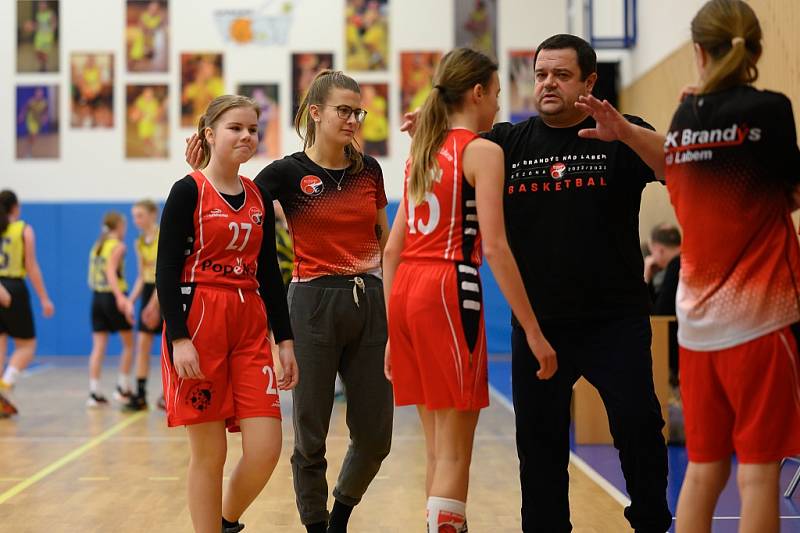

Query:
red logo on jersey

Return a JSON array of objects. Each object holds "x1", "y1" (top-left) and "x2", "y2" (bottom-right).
[
  {"x1": 550, "y1": 162, "x2": 566, "y2": 179},
  {"x1": 300, "y1": 175, "x2": 324, "y2": 196},
  {"x1": 248, "y1": 206, "x2": 263, "y2": 226}
]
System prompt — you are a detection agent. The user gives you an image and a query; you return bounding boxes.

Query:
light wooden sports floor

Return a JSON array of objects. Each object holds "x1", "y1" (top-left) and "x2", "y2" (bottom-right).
[{"x1": 0, "y1": 357, "x2": 632, "y2": 532}]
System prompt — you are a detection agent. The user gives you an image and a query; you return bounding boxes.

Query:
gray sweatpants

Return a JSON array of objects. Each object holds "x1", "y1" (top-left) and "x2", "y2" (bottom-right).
[{"x1": 287, "y1": 275, "x2": 394, "y2": 525}]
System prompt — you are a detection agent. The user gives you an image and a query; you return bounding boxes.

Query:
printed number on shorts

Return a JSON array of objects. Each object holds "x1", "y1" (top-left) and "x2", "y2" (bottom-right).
[
  {"x1": 407, "y1": 192, "x2": 440, "y2": 235},
  {"x1": 226, "y1": 222, "x2": 252, "y2": 251},
  {"x1": 262, "y1": 365, "x2": 278, "y2": 395}
]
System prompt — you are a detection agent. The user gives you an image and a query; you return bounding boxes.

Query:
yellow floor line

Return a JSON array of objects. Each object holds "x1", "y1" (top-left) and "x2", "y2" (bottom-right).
[{"x1": 0, "y1": 411, "x2": 147, "y2": 505}]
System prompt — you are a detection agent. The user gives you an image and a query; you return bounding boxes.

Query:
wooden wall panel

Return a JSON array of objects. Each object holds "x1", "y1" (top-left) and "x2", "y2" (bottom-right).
[{"x1": 621, "y1": 0, "x2": 800, "y2": 242}]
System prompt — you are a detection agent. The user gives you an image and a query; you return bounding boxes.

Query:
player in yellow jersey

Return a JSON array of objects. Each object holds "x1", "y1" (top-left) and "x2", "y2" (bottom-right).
[
  {"x1": 86, "y1": 212, "x2": 135, "y2": 407},
  {"x1": 17, "y1": 87, "x2": 49, "y2": 159},
  {"x1": 30, "y1": 1, "x2": 57, "y2": 72},
  {"x1": 0, "y1": 190, "x2": 55, "y2": 417},
  {"x1": 123, "y1": 200, "x2": 162, "y2": 411}
]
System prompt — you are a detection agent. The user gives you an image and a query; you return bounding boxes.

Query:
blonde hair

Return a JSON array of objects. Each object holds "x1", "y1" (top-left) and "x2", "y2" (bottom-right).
[
  {"x1": 95, "y1": 211, "x2": 125, "y2": 256},
  {"x1": 294, "y1": 70, "x2": 364, "y2": 174},
  {"x1": 408, "y1": 48, "x2": 497, "y2": 205},
  {"x1": 691, "y1": 0, "x2": 762, "y2": 94},
  {"x1": 197, "y1": 95, "x2": 261, "y2": 169},
  {"x1": 133, "y1": 198, "x2": 158, "y2": 214}
]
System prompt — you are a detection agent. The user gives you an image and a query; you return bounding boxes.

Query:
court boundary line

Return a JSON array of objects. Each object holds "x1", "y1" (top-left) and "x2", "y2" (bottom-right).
[{"x1": 0, "y1": 411, "x2": 147, "y2": 505}]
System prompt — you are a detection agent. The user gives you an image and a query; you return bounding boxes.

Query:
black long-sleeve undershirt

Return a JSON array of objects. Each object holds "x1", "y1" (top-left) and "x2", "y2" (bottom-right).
[{"x1": 155, "y1": 175, "x2": 293, "y2": 343}]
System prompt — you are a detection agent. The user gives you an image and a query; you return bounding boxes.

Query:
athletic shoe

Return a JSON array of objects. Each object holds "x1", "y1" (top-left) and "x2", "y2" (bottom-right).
[
  {"x1": 0, "y1": 390, "x2": 18, "y2": 417},
  {"x1": 221, "y1": 520, "x2": 245, "y2": 532},
  {"x1": 122, "y1": 394, "x2": 147, "y2": 412},
  {"x1": 86, "y1": 392, "x2": 109, "y2": 408},
  {"x1": 113, "y1": 386, "x2": 133, "y2": 403},
  {"x1": 0, "y1": 379, "x2": 13, "y2": 392}
]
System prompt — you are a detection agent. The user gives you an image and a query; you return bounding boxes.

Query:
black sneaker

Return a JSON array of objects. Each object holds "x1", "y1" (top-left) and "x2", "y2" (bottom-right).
[
  {"x1": 222, "y1": 520, "x2": 245, "y2": 532},
  {"x1": 122, "y1": 394, "x2": 148, "y2": 412},
  {"x1": 0, "y1": 390, "x2": 18, "y2": 417},
  {"x1": 113, "y1": 386, "x2": 133, "y2": 403},
  {"x1": 86, "y1": 392, "x2": 109, "y2": 408}
]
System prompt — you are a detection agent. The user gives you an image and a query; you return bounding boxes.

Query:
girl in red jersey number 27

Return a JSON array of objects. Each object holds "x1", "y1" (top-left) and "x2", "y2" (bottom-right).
[{"x1": 157, "y1": 95, "x2": 298, "y2": 533}]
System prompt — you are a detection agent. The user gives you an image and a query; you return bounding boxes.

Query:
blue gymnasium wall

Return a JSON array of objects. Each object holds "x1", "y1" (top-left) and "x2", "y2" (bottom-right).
[{"x1": 17, "y1": 201, "x2": 512, "y2": 356}]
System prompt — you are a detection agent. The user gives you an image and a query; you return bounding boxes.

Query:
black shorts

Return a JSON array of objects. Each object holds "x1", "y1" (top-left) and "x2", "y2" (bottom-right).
[
  {"x1": 138, "y1": 282, "x2": 163, "y2": 334},
  {"x1": 91, "y1": 292, "x2": 132, "y2": 333},
  {"x1": 0, "y1": 278, "x2": 35, "y2": 339}
]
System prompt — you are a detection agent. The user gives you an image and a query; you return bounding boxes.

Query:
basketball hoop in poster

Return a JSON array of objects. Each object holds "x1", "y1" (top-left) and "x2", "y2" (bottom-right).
[{"x1": 214, "y1": 0, "x2": 297, "y2": 46}]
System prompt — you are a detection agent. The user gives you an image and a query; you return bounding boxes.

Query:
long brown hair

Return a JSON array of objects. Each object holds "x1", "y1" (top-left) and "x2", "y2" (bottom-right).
[
  {"x1": 0, "y1": 190, "x2": 19, "y2": 235},
  {"x1": 691, "y1": 0, "x2": 762, "y2": 94},
  {"x1": 294, "y1": 70, "x2": 364, "y2": 174},
  {"x1": 94, "y1": 211, "x2": 125, "y2": 256},
  {"x1": 408, "y1": 48, "x2": 497, "y2": 205},
  {"x1": 197, "y1": 95, "x2": 261, "y2": 169}
]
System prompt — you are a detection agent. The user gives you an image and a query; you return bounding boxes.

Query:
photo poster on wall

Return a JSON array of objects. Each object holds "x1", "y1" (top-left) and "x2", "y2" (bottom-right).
[
  {"x1": 126, "y1": 84, "x2": 169, "y2": 159},
  {"x1": 291, "y1": 52, "x2": 334, "y2": 126},
  {"x1": 454, "y1": 0, "x2": 497, "y2": 60},
  {"x1": 70, "y1": 53, "x2": 114, "y2": 129},
  {"x1": 400, "y1": 51, "x2": 442, "y2": 119},
  {"x1": 16, "y1": 85, "x2": 59, "y2": 159},
  {"x1": 509, "y1": 50, "x2": 538, "y2": 123},
  {"x1": 16, "y1": 0, "x2": 60, "y2": 73},
  {"x1": 345, "y1": 0, "x2": 389, "y2": 71},
  {"x1": 126, "y1": 0, "x2": 169, "y2": 73},
  {"x1": 237, "y1": 84, "x2": 281, "y2": 160},
  {"x1": 180, "y1": 53, "x2": 225, "y2": 128},
  {"x1": 356, "y1": 83, "x2": 389, "y2": 157}
]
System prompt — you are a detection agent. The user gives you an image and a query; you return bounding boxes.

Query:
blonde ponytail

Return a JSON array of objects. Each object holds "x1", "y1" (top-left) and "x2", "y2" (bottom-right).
[
  {"x1": 691, "y1": 0, "x2": 762, "y2": 94},
  {"x1": 408, "y1": 48, "x2": 498, "y2": 205}
]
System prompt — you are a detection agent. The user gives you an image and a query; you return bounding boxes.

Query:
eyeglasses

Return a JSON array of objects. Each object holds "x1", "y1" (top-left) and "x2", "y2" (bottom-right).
[{"x1": 324, "y1": 105, "x2": 368, "y2": 123}]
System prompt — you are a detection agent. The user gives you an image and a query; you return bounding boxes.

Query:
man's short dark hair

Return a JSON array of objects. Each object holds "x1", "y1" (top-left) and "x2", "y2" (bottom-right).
[
  {"x1": 534, "y1": 34, "x2": 597, "y2": 80},
  {"x1": 651, "y1": 225, "x2": 682, "y2": 247}
]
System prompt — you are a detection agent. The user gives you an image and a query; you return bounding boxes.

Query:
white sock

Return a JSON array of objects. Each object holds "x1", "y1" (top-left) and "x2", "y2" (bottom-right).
[
  {"x1": 2, "y1": 365, "x2": 21, "y2": 386},
  {"x1": 117, "y1": 373, "x2": 130, "y2": 391},
  {"x1": 90, "y1": 379, "x2": 100, "y2": 393},
  {"x1": 427, "y1": 497, "x2": 467, "y2": 533}
]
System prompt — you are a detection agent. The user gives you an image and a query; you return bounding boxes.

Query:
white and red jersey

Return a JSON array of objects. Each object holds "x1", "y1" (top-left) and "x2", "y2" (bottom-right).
[
  {"x1": 665, "y1": 86, "x2": 800, "y2": 350},
  {"x1": 182, "y1": 170, "x2": 266, "y2": 291},
  {"x1": 401, "y1": 128, "x2": 482, "y2": 265}
]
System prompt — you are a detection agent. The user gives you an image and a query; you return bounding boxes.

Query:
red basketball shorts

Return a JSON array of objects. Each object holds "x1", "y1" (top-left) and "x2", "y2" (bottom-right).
[
  {"x1": 679, "y1": 323, "x2": 800, "y2": 463},
  {"x1": 388, "y1": 260, "x2": 488, "y2": 411},
  {"x1": 161, "y1": 285, "x2": 281, "y2": 430}
]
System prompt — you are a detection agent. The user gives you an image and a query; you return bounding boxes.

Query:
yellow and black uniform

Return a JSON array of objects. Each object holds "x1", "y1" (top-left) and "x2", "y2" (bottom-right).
[
  {"x1": 0, "y1": 220, "x2": 35, "y2": 339},
  {"x1": 136, "y1": 229, "x2": 162, "y2": 334},
  {"x1": 89, "y1": 238, "x2": 131, "y2": 333}
]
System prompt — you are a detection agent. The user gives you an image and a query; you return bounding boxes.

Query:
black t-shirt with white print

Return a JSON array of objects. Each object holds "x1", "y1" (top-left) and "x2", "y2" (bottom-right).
[{"x1": 484, "y1": 115, "x2": 658, "y2": 323}]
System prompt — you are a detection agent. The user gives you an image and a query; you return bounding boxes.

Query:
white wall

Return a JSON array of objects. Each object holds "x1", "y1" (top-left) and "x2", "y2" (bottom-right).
[
  {"x1": 625, "y1": 0, "x2": 705, "y2": 85},
  {"x1": 1, "y1": 0, "x2": 568, "y2": 202}
]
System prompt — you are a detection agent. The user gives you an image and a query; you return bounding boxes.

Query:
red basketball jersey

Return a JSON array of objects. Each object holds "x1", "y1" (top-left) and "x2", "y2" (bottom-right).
[
  {"x1": 401, "y1": 128, "x2": 482, "y2": 265},
  {"x1": 182, "y1": 170, "x2": 266, "y2": 290}
]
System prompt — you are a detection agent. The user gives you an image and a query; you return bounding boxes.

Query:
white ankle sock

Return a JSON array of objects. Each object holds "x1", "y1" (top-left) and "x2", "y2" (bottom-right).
[
  {"x1": 117, "y1": 373, "x2": 130, "y2": 391},
  {"x1": 427, "y1": 496, "x2": 467, "y2": 533},
  {"x1": 2, "y1": 365, "x2": 21, "y2": 386},
  {"x1": 90, "y1": 379, "x2": 100, "y2": 393}
]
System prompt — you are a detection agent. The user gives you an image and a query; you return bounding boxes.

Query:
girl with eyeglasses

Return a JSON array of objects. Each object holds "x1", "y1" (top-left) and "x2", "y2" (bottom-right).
[{"x1": 185, "y1": 72, "x2": 393, "y2": 533}]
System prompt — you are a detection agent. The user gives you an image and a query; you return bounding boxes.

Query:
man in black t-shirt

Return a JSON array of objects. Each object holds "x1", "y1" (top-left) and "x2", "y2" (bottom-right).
[{"x1": 404, "y1": 35, "x2": 673, "y2": 532}]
